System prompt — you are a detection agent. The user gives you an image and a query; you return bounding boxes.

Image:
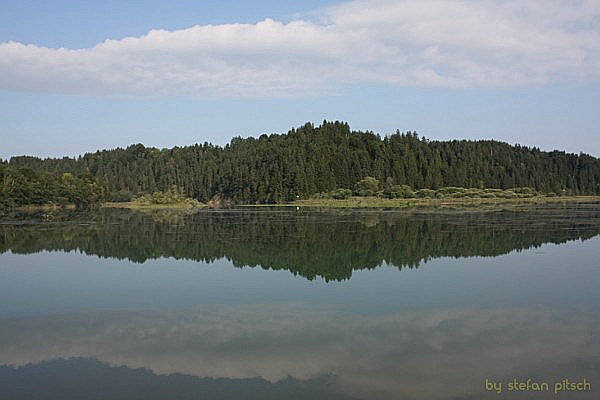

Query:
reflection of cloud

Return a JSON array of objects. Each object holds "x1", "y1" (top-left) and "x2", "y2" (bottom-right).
[
  {"x1": 0, "y1": 306, "x2": 599, "y2": 400},
  {"x1": 1, "y1": 0, "x2": 599, "y2": 96}
]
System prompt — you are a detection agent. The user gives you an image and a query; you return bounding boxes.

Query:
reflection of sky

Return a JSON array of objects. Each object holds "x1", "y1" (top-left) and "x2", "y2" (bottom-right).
[
  {"x1": 0, "y1": 305, "x2": 598, "y2": 400},
  {"x1": 1, "y1": 235, "x2": 600, "y2": 398},
  {"x1": 0, "y1": 237, "x2": 600, "y2": 317}
]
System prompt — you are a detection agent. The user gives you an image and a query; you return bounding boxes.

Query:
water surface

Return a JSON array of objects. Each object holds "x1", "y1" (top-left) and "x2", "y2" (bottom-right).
[{"x1": 1, "y1": 205, "x2": 599, "y2": 399}]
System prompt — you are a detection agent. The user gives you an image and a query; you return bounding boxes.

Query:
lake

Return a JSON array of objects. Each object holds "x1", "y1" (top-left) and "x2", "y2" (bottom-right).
[{"x1": 1, "y1": 204, "x2": 599, "y2": 399}]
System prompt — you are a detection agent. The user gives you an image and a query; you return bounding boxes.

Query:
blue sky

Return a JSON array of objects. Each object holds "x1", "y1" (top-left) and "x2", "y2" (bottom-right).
[{"x1": 1, "y1": 0, "x2": 599, "y2": 159}]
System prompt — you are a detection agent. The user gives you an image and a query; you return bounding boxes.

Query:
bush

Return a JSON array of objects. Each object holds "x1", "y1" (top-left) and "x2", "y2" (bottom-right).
[
  {"x1": 416, "y1": 189, "x2": 436, "y2": 198},
  {"x1": 436, "y1": 187, "x2": 466, "y2": 196},
  {"x1": 330, "y1": 188, "x2": 352, "y2": 200},
  {"x1": 354, "y1": 177, "x2": 380, "y2": 196},
  {"x1": 135, "y1": 187, "x2": 201, "y2": 206},
  {"x1": 464, "y1": 188, "x2": 484, "y2": 198},
  {"x1": 108, "y1": 189, "x2": 133, "y2": 202},
  {"x1": 499, "y1": 191, "x2": 517, "y2": 198},
  {"x1": 513, "y1": 187, "x2": 536, "y2": 194},
  {"x1": 383, "y1": 184, "x2": 415, "y2": 199}
]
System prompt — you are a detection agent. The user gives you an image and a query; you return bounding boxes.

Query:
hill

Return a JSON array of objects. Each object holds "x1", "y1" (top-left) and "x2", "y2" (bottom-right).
[{"x1": 7, "y1": 121, "x2": 600, "y2": 203}]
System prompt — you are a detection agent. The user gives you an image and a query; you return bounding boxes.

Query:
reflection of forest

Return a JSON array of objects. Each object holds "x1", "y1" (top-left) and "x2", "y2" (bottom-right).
[{"x1": 2, "y1": 205, "x2": 600, "y2": 281}]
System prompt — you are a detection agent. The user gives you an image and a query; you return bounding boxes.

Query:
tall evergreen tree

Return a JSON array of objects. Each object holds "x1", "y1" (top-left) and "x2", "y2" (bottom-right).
[{"x1": 7, "y1": 121, "x2": 600, "y2": 203}]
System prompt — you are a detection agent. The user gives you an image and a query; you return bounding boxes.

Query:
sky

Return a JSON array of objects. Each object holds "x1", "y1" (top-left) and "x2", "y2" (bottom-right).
[{"x1": 1, "y1": 0, "x2": 599, "y2": 160}]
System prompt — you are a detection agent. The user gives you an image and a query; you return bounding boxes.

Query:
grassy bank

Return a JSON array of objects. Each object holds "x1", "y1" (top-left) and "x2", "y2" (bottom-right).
[
  {"x1": 15, "y1": 196, "x2": 599, "y2": 212},
  {"x1": 103, "y1": 201, "x2": 206, "y2": 210},
  {"x1": 276, "y1": 195, "x2": 600, "y2": 209},
  {"x1": 5, "y1": 204, "x2": 79, "y2": 212}
]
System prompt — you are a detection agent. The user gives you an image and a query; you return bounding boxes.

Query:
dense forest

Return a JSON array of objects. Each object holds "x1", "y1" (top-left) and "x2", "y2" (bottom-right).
[
  {"x1": 2, "y1": 207, "x2": 599, "y2": 281},
  {"x1": 5, "y1": 121, "x2": 600, "y2": 204},
  {"x1": 0, "y1": 164, "x2": 105, "y2": 209}
]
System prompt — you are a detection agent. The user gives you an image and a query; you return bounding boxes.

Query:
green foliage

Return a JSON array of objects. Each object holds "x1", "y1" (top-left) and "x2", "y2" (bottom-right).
[
  {"x1": 354, "y1": 177, "x2": 380, "y2": 196},
  {"x1": 0, "y1": 164, "x2": 105, "y2": 209},
  {"x1": 108, "y1": 189, "x2": 134, "y2": 202},
  {"x1": 329, "y1": 188, "x2": 353, "y2": 199},
  {"x1": 382, "y1": 184, "x2": 416, "y2": 199},
  {"x1": 7, "y1": 121, "x2": 600, "y2": 204},
  {"x1": 322, "y1": 184, "x2": 547, "y2": 201},
  {"x1": 416, "y1": 189, "x2": 436, "y2": 198},
  {"x1": 134, "y1": 187, "x2": 203, "y2": 207}
]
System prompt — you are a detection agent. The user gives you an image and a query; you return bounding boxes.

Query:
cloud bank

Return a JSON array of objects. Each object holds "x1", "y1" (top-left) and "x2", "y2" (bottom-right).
[{"x1": 1, "y1": 0, "x2": 599, "y2": 96}]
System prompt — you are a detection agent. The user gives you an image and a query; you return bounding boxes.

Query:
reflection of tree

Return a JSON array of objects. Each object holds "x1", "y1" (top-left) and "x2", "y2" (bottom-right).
[
  {"x1": 1, "y1": 206, "x2": 600, "y2": 281},
  {"x1": 0, "y1": 358, "x2": 355, "y2": 400}
]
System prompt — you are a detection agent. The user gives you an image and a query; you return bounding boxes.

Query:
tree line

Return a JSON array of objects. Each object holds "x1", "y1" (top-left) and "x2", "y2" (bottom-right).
[{"x1": 5, "y1": 121, "x2": 600, "y2": 204}]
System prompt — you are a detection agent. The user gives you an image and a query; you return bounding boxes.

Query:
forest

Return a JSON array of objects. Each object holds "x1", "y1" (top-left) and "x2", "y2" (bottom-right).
[
  {"x1": 0, "y1": 164, "x2": 105, "y2": 209},
  {"x1": 3, "y1": 121, "x2": 600, "y2": 206}
]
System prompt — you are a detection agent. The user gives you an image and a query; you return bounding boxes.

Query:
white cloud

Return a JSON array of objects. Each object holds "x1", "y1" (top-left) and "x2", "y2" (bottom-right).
[{"x1": 1, "y1": 0, "x2": 599, "y2": 96}]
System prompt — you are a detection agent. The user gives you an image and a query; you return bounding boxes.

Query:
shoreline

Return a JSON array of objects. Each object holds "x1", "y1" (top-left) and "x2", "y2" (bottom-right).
[
  {"x1": 102, "y1": 201, "x2": 206, "y2": 210},
  {"x1": 3, "y1": 195, "x2": 600, "y2": 213},
  {"x1": 246, "y1": 195, "x2": 600, "y2": 209}
]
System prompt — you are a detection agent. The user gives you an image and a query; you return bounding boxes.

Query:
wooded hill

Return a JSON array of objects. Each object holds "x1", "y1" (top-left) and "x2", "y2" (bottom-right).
[{"x1": 6, "y1": 121, "x2": 600, "y2": 203}]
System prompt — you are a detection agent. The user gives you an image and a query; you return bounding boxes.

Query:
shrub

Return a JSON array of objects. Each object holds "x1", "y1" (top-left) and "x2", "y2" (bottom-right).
[
  {"x1": 383, "y1": 184, "x2": 415, "y2": 199},
  {"x1": 513, "y1": 187, "x2": 536, "y2": 194},
  {"x1": 464, "y1": 188, "x2": 484, "y2": 198},
  {"x1": 416, "y1": 189, "x2": 436, "y2": 198},
  {"x1": 330, "y1": 188, "x2": 352, "y2": 200},
  {"x1": 436, "y1": 187, "x2": 466, "y2": 196},
  {"x1": 109, "y1": 189, "x2": 133, "y2": 202},
  {"x1": 354, "y1": 177, "x2": 380, "y2": 196},
  {"x1": 135, "y1": 186, "x2": 201, "y2": 206},
  {"x1": 499, "y1": 191, "x2": 517, "y2": 198}
]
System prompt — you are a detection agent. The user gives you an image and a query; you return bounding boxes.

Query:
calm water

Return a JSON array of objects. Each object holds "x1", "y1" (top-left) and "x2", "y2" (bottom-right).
[{"x1": 1, "y1": 205, "x2": 599, "y2": 399}]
